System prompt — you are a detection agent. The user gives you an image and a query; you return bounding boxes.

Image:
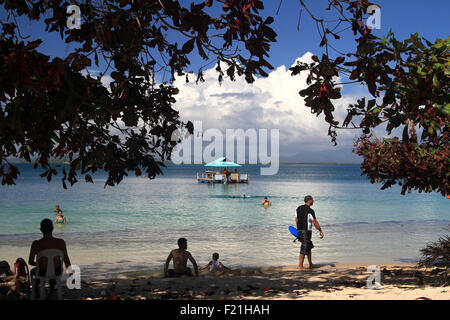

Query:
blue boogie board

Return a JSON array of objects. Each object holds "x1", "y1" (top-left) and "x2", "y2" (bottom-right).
[{"x1": 289, "y1": 225, "x2": 298, "y2": 238}]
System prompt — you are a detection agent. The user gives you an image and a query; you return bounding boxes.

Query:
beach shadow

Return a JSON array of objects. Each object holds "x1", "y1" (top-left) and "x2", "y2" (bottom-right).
[{"x1": 24, "y1": 264, "x2": 447, "y2": 300}]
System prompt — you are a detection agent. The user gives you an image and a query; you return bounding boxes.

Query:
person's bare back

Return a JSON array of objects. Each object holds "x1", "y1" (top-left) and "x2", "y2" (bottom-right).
[
  {"x1": 30, "y1": 238, "x2": 68, "y2": 270},
  {"x1": 164, "y1": 238, "x2": 198, "y2": 277},
  {"x1": 28, "y1": 219, "x2": 71, "y2": 298},
  {"x1": 28, "y1": 219, "x2": 71, "y2": 273}
]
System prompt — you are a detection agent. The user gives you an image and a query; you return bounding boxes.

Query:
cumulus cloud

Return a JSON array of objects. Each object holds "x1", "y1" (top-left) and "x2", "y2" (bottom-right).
[{"x1": 172, "y1": 52, "x2": 362, "y2": 162}]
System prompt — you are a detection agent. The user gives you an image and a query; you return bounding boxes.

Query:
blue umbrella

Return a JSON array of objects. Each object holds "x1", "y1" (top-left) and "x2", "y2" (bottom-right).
[{"x1": 204, "y1": 157, "x2": 241, "y2": 167}]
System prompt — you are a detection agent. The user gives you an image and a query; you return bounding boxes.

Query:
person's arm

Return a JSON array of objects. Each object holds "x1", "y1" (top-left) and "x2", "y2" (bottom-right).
[
  {"x1": 188, "y1": 253, "x2": 199, "y2": 276},
  {"x1": 219, "y1": 262, "x2": 230, "y2": 270},
  {"x1": 164, "y1": 251, "x2": 173, "y2": 277},
  {"x1": 309, "y1": 209, "x2": 323, "y2": 239},
  {"x1": 313, "y1": 220, "x2": 324, "y2": 239},
  {"x1": 61, "y1": 240, "x2": 71, "y2": 268},
  {"x1": 28, "y1": 241, "x2": 37, "y2": 266},
  {"x1": 200, "y1": 261, "x2": 211, "y2": 271},
  {"x1": 63, "y1": 216, "x2": 67, "y2": 223}
]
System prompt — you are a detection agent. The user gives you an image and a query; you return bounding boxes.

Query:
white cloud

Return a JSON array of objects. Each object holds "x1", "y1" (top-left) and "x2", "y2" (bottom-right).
[{"x1": 172, "y1": 52, "x2": 362, "y2": 162}]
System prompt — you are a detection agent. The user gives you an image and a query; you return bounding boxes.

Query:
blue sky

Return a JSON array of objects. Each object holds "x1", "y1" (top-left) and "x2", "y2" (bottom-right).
[
  {"x1": 1, "y1": 1, "x2": 449, "y2": 162},
  {"x1": 5, "y1": 0, "x2": 449, "y2": 79},
  {"x1": 265, "y1": 0, "x2": 450, "y2": 74}
]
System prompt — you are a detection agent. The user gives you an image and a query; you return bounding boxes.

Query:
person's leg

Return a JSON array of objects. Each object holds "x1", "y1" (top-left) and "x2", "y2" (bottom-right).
[
  {"x1": 298, "y1": 229, "x2": 309, "y2": 270},
  {"x1": 49, "y1": 279, "x2": 56, "y2": 294},
  {"x1": 48, "y1": 265, "x2": 62, "y2": 294},
  {"x1": 30, "y1": 268, "x2": 40, "y2": 298},
  {"x1": 307, "y1": 252, "x2": 315, "y2": 269},
  {"x1": 305, "y1": 232, "x2": 315, "y2": 269},
  {"x1": 298, "y1": 254, "x2": 306, "y2": 270},
  {"x1": 167, "y1": 269, "x2": 176, "y2": 278}
]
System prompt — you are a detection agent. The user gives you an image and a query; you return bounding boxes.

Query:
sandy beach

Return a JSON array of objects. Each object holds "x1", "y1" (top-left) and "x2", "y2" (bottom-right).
[{"x1": 2, "y1": 262, "x2": 447, "y2": 300}]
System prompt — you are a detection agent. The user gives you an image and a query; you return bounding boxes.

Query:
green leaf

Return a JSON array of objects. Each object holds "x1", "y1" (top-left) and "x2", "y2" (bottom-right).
[
  {"x1": 372, "y1": 107, "x2": 382, "y2": 114},
  {"x1": 432, "y1": 74, "x2": 441, "y2": 88},
  {"x1": 437, "y1": 103, "x2": 450, "y2": 115}
]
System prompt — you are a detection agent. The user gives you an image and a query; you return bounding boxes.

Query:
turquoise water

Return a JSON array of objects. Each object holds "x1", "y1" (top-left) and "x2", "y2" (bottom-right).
[{"x1": 1, "y1": 163, "x2": 449, "y2": 278}]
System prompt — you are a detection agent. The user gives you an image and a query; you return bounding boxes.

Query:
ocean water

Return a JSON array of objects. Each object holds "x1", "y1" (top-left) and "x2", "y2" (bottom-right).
[{"x1": 0, "y1": 163, "x2": 449, "y2": 279}]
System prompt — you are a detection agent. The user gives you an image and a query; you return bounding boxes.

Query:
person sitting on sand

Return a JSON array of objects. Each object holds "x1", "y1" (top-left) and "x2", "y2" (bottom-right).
[
  {"x1": 261, "y1": 197, "x2": 271, "y2": 207},
  {"x1": 164, "y1": 238, "x2": 199, "y2": 278},
  {"x1": 0, "y1": 260, "x2": 13, "y2": 276},
  {"x1": 53, "y1": 205, "x2": 66, "y2": 224},
  {"x1": 200, "y1": 252, "x2": 230, "y2": 272},
  {"x1": 296, "y1": 195, "x2": 323, "y2": 271},
  {"x1": 28, "y1": 219, "x2": 71, "y2": 295}
]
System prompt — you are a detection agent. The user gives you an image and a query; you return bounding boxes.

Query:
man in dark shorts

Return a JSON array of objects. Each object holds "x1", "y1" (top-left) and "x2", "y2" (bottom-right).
[
  {"x1": 164, "y1": 238, "x2": 199, "y2": 277},
  {"x1": 28, "y1": 219, "x2": 71, "y2": 294},
  {"x1": 296, "y1": 195, "x2": 324, "y2": 270}
]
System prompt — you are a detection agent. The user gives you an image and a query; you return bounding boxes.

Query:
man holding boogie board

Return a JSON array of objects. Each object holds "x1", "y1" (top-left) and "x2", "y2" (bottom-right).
[{"x1": 296, "y1": 195, "x2": 324, "y2": 270}]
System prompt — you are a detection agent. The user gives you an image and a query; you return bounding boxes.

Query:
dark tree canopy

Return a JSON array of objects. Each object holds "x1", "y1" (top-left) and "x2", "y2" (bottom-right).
[
  {"x1": 0, "y1": 0, "x2": 448, "y2": 196},
  {"x1": 289, "y1": 1, "x2": 449, "y2": 196},
  {"x1": 0, "y1": 0, "x2": 277, "y2": 187}
]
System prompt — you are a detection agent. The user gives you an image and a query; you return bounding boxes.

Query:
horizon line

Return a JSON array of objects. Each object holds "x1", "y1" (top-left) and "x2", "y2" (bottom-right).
[{"x1": 5, "y1": 159, "x2": 361, "y2": 166}]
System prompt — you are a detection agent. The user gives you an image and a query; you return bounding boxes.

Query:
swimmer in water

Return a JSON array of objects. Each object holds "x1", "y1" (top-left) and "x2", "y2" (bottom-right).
[
  {"x1": 261, "y1": 196, "x2": 272, "y2": 207},
  {"x1": 53, "y1": 205, "x2": 66, "y2": 224}
]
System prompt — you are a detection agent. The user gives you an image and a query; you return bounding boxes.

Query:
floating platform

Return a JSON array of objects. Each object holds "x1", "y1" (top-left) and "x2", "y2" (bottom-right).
[{"x1": 197, "y1": 171, "x2": 249, "y2": 184}]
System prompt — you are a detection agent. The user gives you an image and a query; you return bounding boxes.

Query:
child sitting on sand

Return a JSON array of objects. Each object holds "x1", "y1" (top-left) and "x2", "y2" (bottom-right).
[{"x1": 201, "y1": 253, "x2": 230, "y2": 272}]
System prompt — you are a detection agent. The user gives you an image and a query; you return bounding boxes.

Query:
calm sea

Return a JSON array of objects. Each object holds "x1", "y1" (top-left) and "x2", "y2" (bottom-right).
[{"x1": 1, "y1": 163, "x2": 449, "y2": 278}]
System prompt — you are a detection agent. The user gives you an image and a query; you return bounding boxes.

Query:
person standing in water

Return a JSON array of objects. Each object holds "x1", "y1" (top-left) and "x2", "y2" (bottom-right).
[
  {"x1": 261, "y1": 197, "x2": 271, "y2": 207},
  {"x1": 296, "y1": 195, "x2": 323, "y2": 270},
  {"x1": 53, "y1": 205, "x2": 66, "y2": 224}
]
